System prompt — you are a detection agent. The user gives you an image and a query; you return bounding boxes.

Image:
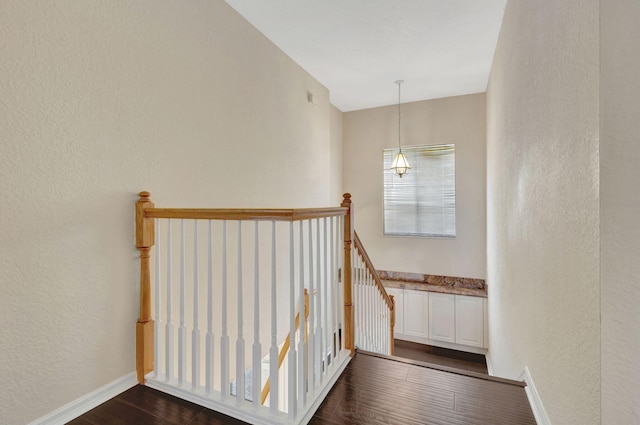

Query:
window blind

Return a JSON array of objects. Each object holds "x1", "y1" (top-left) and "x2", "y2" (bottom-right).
[{"x1": 383, "y1": 144, "x2": 456, "y2": 237}]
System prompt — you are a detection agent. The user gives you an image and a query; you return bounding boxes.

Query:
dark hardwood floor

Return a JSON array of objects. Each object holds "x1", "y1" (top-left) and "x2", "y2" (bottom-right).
[
  {"x1": 68, "y1": 350, "x2": 534, "y2": 425},
  {"x1": 66, "y1": 385, "x2": 246, "y2": 425},
  {"x1": 392, "y1": 339, "x2": 489, "y2": 374}
]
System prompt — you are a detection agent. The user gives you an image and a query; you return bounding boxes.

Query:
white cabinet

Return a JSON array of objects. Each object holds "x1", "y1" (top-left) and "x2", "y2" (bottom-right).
[
  {"x1": 387, "y1": 286, "x2": 487, "y2": 354},
  {"x1": 455, "y1": 295, "x2": 484, "y2": 348},
  {"x1": 428, "y1": 293, "x2": 455, "y2": 343},
  {"x1": 386, "y1": 287, "x2": 404, "y2": 335},
  {"x1": 404, "y1": 290, "x2": 430, "y2": 339}
]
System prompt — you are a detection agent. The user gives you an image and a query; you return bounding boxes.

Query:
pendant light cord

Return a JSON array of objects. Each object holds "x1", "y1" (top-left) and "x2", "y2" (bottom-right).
[{"x1": 396, "y1": 80, "x2": 403, "y2": 153}]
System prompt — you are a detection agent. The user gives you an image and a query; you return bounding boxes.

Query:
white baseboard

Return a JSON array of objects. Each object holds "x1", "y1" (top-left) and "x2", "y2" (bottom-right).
[
  {"x1": 28, "y1": 372, "x2": 137, "y2": 425},
  {"x1": 519, "y1": 366, "x2": 552, "y2": 425},
  {"x1": 485, "y1": 350, "x2": 494, "y2": 376}
]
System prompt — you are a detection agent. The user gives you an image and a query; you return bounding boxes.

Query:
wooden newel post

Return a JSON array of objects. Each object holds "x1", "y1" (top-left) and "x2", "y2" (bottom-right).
[
  {"x1": 341, "y1": 193, "x2": 355, "y2": 356},
  {"x1": 136, "y1": 191, "x2": 155, "y2": 383},
  {"x1": 389, "y1": 295, "x2": 396, "y2": 356}
]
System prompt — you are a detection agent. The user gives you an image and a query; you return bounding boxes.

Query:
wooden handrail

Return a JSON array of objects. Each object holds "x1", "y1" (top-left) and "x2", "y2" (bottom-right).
[
  {"x1": 260, "y1": 289, "x2": 310, "y2": 405},
  {"x1": 145, "y1": 207, "x2": 347, "y2": 222},
  {"x1": 353, "y1": 231, "x2": 393, "y2": 309}
]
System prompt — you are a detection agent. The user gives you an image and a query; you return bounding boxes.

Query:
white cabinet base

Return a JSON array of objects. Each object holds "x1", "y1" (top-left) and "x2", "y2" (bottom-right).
[{"x1": 387, "y1": 288, "x2": 488, "y2": 356}]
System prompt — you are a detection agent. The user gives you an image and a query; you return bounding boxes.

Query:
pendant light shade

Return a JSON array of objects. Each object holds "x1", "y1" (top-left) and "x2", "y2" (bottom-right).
[
  {"x1": 390, "y1": 151, "x2": 410, "y2": 176},
  {"x1": 390, "y1": 80, "x2": 410, "y2": 177}
]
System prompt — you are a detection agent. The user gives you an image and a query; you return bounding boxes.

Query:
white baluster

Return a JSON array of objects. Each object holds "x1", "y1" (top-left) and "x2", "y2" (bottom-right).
[
  {"x1": 288, "y1": 221, "x2": 297, "y2": 419},
  {"x1": 269, "y1": 221, "x2": 279, "y2": 414},
  {"x1": 376, "y1": 284, "x2": 380, "y2": 352},
  {"x1": 368, "y1": 264, "x2": 376, "y2": 351},
  {"x1": 252, "y1": 221, "x2": 261, "y2": 407},
  {"x1": 179, "y1": 219, "x2": 186, "y2": 385},
  {"x1": 236, "y1": 222, "x2": 245, "y2": 404},
  {"x1": 327, "y1": 217, "x2": 340, "y2": 360},
  {"x1": 297, "y1": 221, "x2": 306, "y2": 407},
  {"x1": 380, "y1": 292, "x2": 385, "y2": 353},
  {"x1": 307, "y1": 220, "x2": 315, "y2": 389},
  {"x1": 370, "y1": 263, "x2": 375, "y2": 351},
  {"x1": 165, "y1": 220, "x2": 173, "y2": 382},
  {"x1": 206, "y1": 220, "x2": 214, "y2": 394},
  {"x1": 154, "y1": 218, "x2": 160, "y2": 379},
  {"x1": 333, "y1": 217, "x2": 340, "y2": 354},
  {"x1": 327, "y1": 217, "x2": 334, "y2": 363},
  {"x1": 372, "y1": 273, "x2": 377, "y2": 351},
  {"x1": 357, "y1": 254, "x2": 362, "y2": 350},
  {"x1": 340, "y1": 217, "x2": 346, "y2": 351},
  {"x1": 322, "y1": 218, "x2": 329, "y2": 366},
  {"x1": 355, "y1": 249, "x2": 360, "y2": 349},
  {"x1": 192, "y1": 220, "x2": 200, "y2": 390},
  {"x1": 315, "y1": 219, "x2": 323, "y2": 384},
  {"x1": 221, "y1": 221, "x2": 229, "y2": 397}
]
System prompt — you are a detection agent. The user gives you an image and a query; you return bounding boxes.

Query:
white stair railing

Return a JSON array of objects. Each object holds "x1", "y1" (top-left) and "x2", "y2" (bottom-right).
[
  {"x1": 135, "y1": 192, "x2": 353, "y2": 425},
  {"x1": 353, "y1": 231, "x2": 396, "y2": 356}
]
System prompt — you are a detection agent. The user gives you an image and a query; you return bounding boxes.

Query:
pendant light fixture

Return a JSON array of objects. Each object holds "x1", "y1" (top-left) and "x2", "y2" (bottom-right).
[{"x1": 390, "y1": 80, "x2": 410, "y2": 177}]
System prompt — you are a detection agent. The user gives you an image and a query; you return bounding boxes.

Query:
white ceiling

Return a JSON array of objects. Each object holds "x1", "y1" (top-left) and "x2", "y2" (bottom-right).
[{"x1": 225, "y1": 0, "x2": 507, "y2": 112}]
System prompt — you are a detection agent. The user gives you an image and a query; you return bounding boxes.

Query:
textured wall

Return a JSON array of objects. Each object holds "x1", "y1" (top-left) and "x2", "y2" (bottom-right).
[
  {"x1": 0, "y1": 2, "x2": 333, "y2": 423},
  {"x1": 486, "y1": 1, "x2": 600, "y2": 424},
  {"x1": 329, "y1": 104, "x2": 344, "y2": 203},
  {"x1": 600, "y1": 0, "x2": 640, "y2": 422},
  {"x1": 343, "y1": 93, "x2": 486, "y2": 279}
]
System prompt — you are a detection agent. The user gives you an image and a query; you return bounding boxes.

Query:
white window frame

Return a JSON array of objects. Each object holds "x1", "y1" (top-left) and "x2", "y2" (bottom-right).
[{"x1": 383, "y1": 144, "x2": 456, "y2": 238}]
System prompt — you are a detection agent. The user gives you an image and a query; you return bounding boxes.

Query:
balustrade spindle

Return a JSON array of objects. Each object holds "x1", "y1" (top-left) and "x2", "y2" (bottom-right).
[
  {"x1": 372, "y1": 264, "x2": 375, "y2": 350},
  {"x1": 165, "y1": 220, "x2": 173, "y2": 381},
  {"x1": 252, "y1": 221, "x2": 261, "y2": 407},
  {"x1": 307, "y1": 220, "x2": 316, "y2": 389},
  {"x1": 206, "y1": 220, "x2": 214, "y2": 394},
  {"x1": 315, "y1": 219, "x2": 323, "y2": 384},
  {"x1": 288, "y1": 221, "x2": 297, "y2": 419},
  {"x1": 327, "y1": 217, "x2": 339, "y2": 359},
  {"x1": 297, "y1": 221, "x2": 306, "y2": 406},
  {"x1": 179, "y1": 220, "x2": 187, "y2": 385},
  {"x1": 269, "y1": 221, "x2": 278, "y2": 413},
  {"x1": 154, "y1": 219, "x2": 160, "y2": 380},
  {"x1": 322, "y1": 218, "x2": 329, "y2": 366},
  {"x1": 192, "y1": 221, "x2": 200, "y2": 390},
  {"x1": 236, "y1": 222, "x2": 245, "y2": 404},
  {"x1": 334, "y1": 217, "x2": 341, "y2": 353},
  {"x1": 221, "y1": 221, "x2": 229, "y2": 397}
]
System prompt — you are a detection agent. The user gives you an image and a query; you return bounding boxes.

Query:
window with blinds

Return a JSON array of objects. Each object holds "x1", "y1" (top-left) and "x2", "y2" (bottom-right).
[{"x1": 383, "y1": 144, "x2": 456, "y2": 237}]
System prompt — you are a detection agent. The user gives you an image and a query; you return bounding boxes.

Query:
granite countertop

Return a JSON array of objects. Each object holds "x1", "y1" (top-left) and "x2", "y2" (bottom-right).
[{"x1": 379, "y1": 270, "x2": 487, "y2": 298}]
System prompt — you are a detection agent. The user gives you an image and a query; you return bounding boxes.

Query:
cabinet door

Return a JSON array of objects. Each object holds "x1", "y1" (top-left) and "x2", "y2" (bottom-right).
[
  {"x1": 385, "y1": 288, "x2": 404, "y2": 336},
  {"x1": 455, "y1": 295, "x2": 484, "y2": 347},
  {"x1": 428, "y1": 293, "x2": 455, "y2": 343},
  {"x1": 404, "y1": 290, "x2": 429, "y2": 339}
]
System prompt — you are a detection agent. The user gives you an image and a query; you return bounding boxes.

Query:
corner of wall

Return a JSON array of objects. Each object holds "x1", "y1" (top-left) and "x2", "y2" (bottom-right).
[{"x1": 519, "y1": 367, "x2": 552, "y2": 425}]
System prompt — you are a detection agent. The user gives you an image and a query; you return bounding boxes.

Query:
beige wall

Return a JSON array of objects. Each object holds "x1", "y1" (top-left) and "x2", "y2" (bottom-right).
[
  {"x1": 329, "y1": 104, "x2": 344, "y2": 203},
  {"x1": 486, "y1": 1, "x2": 600, "y2": 424},
  {"x1": 343, "y1": 93, "x2": 486, "y2": 279},
  {"x1": 0, "y1": 2, "x2": 335, "y2": 423},
  {"x1": 600, "y1": 1, "x2": 640, "y2": 423}
]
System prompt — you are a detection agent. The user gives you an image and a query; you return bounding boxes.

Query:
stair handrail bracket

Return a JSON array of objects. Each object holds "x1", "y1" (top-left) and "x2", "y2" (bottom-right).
[{"x1": 134, "y1": 191, "x2": 357, "y2": 425}]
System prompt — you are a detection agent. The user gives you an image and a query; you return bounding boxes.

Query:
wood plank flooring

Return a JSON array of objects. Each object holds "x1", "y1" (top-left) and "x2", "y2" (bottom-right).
[
  {"x1": 68, "y1": 350, "x2": 535, "y2": 425},
  {"x1": 313, "y1": 352, "x2": 536, "y2": 425},
  {"x1": 392, "y1": 340, "x2": 489, "y2": 374}
]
